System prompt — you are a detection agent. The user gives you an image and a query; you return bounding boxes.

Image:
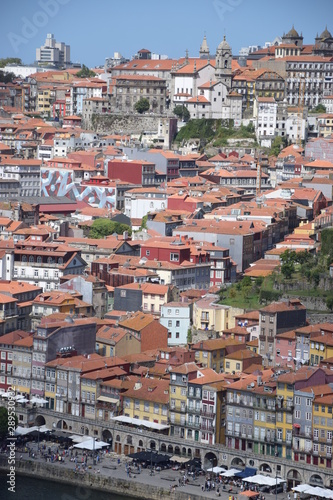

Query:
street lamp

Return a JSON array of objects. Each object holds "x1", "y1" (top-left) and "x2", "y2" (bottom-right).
[
  {"x1": 150, "y1": 447, "x2": 153, "y2": 476},
  {"x1": 93, "y1": 435, "x2": 96, "y2": 466}
]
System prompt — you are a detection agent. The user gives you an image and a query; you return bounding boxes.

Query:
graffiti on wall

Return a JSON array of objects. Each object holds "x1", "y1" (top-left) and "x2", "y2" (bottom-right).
[{"x1": 41, "y1": 169, "x2": 116, "y2": 208}]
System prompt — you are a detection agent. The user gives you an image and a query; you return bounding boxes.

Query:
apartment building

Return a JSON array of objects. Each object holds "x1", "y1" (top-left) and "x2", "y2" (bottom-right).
[
  {"x1": 258, "y1": 300, "x2": 307, "y2": 367},
  {"x1": 110, "y1": 75, "x2": 167, "y2": 114},
  {"x1": 36, "y1": 34, "x2": 70, "y2": 68},
  {"x1": 0, "y1": 330, "x2": 30, "y2": 392},
  {"x1": 13, "y1": 241, "x2": 87, "y2": 292}
]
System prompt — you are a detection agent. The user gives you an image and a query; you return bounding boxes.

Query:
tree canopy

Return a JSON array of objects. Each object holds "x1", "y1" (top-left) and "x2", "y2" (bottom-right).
[
  {"x1": 89, "y1": 218, "x2": 132, "y2": 239},
  {"x1": 269, "y1": 136, "x2": 287, "y2": 157},
  {"x1": 173, "y1": 105, "x2": 190, "y2": 122},
  {"x1": 0, "y1": 407, "x2": 17, "y2": 439},
  {"x1": 0, "y1": 58, "x2": 22, "y2": 68},
  {"x1": 313, "y1": 103, "x2": 326, "y2": 113},
  {"x1": 135, "y1": 98, "x2": 150, "y2": 114},
  {"x1": 0, "y1": 71, "x2": 16, "y2": 83},
  {"x1": 76, "y1": 64, "x2": 96, "y2": 78}
]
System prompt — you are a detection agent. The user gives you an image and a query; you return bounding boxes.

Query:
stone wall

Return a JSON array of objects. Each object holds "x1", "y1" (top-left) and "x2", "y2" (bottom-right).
[
  {"x1": 0, "y1": 457, "x2": 201, "y2": 500},
  {"x1": 88, "y1": 114, "x2": 165, "y2": 135}
]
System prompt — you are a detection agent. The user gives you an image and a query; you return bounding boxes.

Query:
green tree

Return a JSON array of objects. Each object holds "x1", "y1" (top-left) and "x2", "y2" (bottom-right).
[
  {"x1": 135, "y1": 98, "x2": 150, "y2": 114},
  {"x1": 90, "y1": 219, "x2": 114, "y2": 239},
  {"x1": 241, "y1": 276, "x2": 252, "y2": 288},
  {"x1": 281, "y1": 261, "x2": 294, "y2": 280},
  {"x1": 321, "y1": 228, "x2": 333, "y2": 260},
  {"x1": 326, "y1": 296, "x2": 333, "y2": 312},
  {"x1": 0, "y1": 58, "x2": 22, "y2": 68},
  {"x1": 173, "y1": 105, "x2": 190, "y2": 122},
  {"x1": 0, "y1": 407, "x2": 17, "y2": 439},
  {"x1": 89, "y1": 219, "x2": 131, "y2": 239},
  {"x1": 0, "y1": 71, "x2": 16, "y2": 83},
  {"x1": 140, "y1": 215, "x2": 148, "y2": 230},
  {"x1": 187, "y1": 328, "x2": 192, "y2": 344},
  {"x1": 269, "y1": 136, "x2": 284, "y2": 157},
  {"x1": 76, "y1": 64, "x2": 96, "y2": 78},
  {"x1": 313, "y1": 103, "x2": 326, "y2": 113}
]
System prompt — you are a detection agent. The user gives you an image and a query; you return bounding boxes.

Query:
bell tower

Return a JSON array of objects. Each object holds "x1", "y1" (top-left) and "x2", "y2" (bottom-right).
[{"x1": 215, "y1": 35, "x2": 232, "y2": 89}]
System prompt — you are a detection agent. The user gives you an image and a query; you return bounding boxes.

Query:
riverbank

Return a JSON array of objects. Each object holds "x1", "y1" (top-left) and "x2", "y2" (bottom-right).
[
  {"x1": 0, "y1": 452, "x2": 234, "y2": 500},
  {"x1": 0, "y1": 445, "x2": 287, "y2": 500}
]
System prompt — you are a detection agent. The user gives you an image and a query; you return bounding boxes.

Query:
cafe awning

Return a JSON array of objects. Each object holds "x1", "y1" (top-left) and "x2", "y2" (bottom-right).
[
  {"x1": 170, "y1": 455, "x2": 191, "y2": 463},
  {"x1": 111, "y1": 415, "x2": 169, "y2": 431},
  {"x1": 97, "y1": 395, "x2": 119, "y2": 404}
]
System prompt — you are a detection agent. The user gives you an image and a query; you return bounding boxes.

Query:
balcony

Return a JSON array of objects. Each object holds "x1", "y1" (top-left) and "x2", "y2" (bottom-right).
[
  {"x1": 201, "y1": 423, "x2": 214, "y2": 432},
  {"x1": 186, "y1": 421, "x2": 200, "y2": 429},
  {"x1": 200, "y1": 409, "x2": 215, "y2": 418},
  {"x1": 188, "y1": 406, "x2": 201, "y2": 414},
  {"x1": 171, "y1": 405, "x2": 187, "y2": 413}
]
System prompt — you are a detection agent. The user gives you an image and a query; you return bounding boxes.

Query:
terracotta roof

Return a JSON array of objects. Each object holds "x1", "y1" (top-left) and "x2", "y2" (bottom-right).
[
  {"x1": 225, "y1": 349, "x2": 262, "y2": 361},
  {"x1": 277, "y1": 366, "x2": 320, "y2": 384},
  {"x1": 123, "y1": 377, "x2": 169, "y2": 404},
  {"x1": 192, "y1": 338, "x2": 244, "y2": 351},
  {"x1": 0, "y1": 330, "x2": 30, "y2": 345},
  {"x1": 119, "y1": 311, "x2": 156, "y2": 331}
]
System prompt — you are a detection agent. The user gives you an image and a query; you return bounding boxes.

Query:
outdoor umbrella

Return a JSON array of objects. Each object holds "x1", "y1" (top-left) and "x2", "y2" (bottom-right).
[
  {"x1": 241, "y1": 491, "x2": 260, "y2": 498},
  {"x1": 73, "y1": 439, "x2": 104, "y2": 451}
]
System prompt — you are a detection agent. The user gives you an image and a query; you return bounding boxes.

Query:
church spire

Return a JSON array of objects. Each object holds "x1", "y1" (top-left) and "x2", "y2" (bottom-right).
[{"x1": 199, "y1": 34, "x2": 210, "y2": 59}]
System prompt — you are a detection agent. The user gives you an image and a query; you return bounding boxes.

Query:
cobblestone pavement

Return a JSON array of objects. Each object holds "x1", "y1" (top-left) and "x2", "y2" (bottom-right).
[{"x1": 12, "y1": 440, "x2": 288, "y2": 500}]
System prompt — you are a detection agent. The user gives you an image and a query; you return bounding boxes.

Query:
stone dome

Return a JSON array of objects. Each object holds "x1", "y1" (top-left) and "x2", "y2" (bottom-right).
[
  {"x1": 286, "y1": 25, "x2": 299, "y2": 38},
  {"x1": 320, "y1": 26, "x2": 332, "y2": 39},
  {"x1": 217, "y1": 35, "x2": 231, "y2": 51}
]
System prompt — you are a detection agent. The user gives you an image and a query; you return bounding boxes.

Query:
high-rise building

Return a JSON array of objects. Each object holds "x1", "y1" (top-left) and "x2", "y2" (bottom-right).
[{"x1": 36, "y1": 33, "x2": 70, "y2": 68}]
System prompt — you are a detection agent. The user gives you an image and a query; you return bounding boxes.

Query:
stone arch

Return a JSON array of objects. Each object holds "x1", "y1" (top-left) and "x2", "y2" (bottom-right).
[
  {"x1": 204, "y1": 451, "x2": 218, "y2": 469},
  {"x1": 167, "y1": 444, "x2": 173, "y2": 454},
  {"x1": 231, "y1": 457, "x2": 245, "y2": 468},
  {"x1": 149, "y1": 440, "x2": 156, "y2": 450},
  {"x1": 116, "y1": 434, "x2": 121, "y2": 442},
  {"x1": 139, "y1": 440, "x2": 143, "y2": 448},
  {"x1": 182, "y1": 447, "x2": 186, "y2": 456},
  {"x1": 309, "y1": 474, "x2": 323, "y2": 487},
  {"x1": 84, "y1": 427, "x2": 89, "y2": 435},
  {"x1": 102, "y1": 429, "x2": 112, "y2": 445},
  {"x1": 56, "y1": 419, "x2": 67, "y2": 430},
  {"x1": 259, "y1": 463, "x2": 272, "y2": 473},
  {"x1": 35, "y1": 415, "x2": 46, "y2": 426},
  {"x1": 287, "y1": 469, "x2": 302, "y2": 490},
  {"x1": 160, "y1": 443, "x2": 167, "y2": 453},
  {"x1": 126, "y1": 435, "x2": 132, "y2": 445},
  {"x1": 174, "y1": 445, "x2": 180, "y2": 455},
  {"x1": 187, "y1": 448, "x2": 192, "y2": 457}
]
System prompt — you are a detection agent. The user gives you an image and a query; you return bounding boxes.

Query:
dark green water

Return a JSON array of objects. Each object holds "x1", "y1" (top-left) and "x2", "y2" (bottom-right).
[{"x1": 0, "y1": 472, "x2": 132, "y2": 500}]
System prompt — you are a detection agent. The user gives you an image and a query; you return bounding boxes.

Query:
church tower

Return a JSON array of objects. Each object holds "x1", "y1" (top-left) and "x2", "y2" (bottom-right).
[
  {"x1": 199, "y1": 34, "x2": 210, "y2": 59},
  {"x1": 215, "y1": 35, "x2": 232, "y2": 89}
]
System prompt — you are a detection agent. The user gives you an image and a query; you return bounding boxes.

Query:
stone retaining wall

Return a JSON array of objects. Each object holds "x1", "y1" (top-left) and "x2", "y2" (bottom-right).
[
  {"x1": 0, "y1": 457, "x2": 203, "y2": 500},
  {"x1": 88, "y1": 114, "x2": 165, "y2": 135}
]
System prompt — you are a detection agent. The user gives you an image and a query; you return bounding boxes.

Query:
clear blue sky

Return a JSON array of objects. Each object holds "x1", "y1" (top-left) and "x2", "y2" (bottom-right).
[{"x1": 1, "y1": 0, "x2": 333, "y2": 67}]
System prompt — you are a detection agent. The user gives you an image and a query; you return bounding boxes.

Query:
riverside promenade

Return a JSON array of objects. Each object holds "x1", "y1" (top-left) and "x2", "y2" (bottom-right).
[{"x1": 0, "y1": 440, "x2": 288, "y2": 500}]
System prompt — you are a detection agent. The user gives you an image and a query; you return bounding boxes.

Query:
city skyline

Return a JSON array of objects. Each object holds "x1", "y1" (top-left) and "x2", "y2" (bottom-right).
[{"x1": 1, "y1": 0, "x2": 333, "y2": 67}]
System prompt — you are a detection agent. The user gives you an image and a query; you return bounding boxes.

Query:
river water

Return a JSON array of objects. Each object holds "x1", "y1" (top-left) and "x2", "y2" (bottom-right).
[{"x1": 0, "y1": 472, "x2": 132, "y2": 500}]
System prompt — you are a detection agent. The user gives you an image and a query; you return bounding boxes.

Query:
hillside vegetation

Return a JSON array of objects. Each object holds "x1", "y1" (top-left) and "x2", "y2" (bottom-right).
[
  {"x1": 219, "y1": 236, "x2": 333, "y2": 311},
  {"x1": 175, "y1": 119, "x2": 257, "y2": 148}
]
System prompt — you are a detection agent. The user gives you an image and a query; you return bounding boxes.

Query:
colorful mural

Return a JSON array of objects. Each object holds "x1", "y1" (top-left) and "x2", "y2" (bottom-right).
[{"x1": 41, "y1": 169, "x2": 116, "y2": 208}]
